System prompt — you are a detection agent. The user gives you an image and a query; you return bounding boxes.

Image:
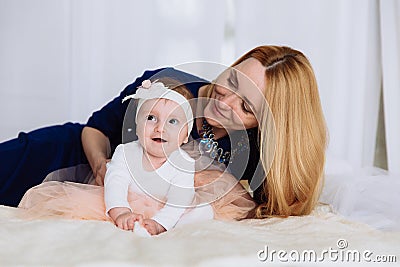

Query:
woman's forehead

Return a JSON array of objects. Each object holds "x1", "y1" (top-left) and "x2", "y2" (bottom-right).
[
  {"x1": 234, "y1": 58, "x2": 266, "y2": 90},
  {"x1": 234, "y1": 58, "x2": 266, "y2": 113}
]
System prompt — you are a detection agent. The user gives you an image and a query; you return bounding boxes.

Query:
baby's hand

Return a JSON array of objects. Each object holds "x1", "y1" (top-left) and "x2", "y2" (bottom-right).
[
  {"x1": 142, "y1": 219, "x2": 166, "y2": 235},
  {"x1": 114, "y1": 211, "x2": 143, "y2": 231}
]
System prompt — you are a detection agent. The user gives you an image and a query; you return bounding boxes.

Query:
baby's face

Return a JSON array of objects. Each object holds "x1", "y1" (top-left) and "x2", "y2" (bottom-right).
[{"x1": 136, "y1": 98, "x2": 189, "y2": 159}]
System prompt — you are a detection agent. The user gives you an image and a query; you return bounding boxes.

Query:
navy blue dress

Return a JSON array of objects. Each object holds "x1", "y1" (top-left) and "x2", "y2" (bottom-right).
[{"x1": 0, "y1": 68, "x2": 261, "y2": 207}]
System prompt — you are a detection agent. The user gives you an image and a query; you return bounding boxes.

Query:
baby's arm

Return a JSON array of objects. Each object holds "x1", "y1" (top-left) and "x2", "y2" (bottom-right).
[
  {"x1": 104, "y1": 144, "x2": 140, "y2": 230},
  {"x1": 109, "y1": 207, "x2": 143, "y2": 231},
  {"x1": 142, "y1": 219, "x2": 166, "y2": 235},
  {"x1": 151, "y1": 161, "x2": 195, "y2": 232}
]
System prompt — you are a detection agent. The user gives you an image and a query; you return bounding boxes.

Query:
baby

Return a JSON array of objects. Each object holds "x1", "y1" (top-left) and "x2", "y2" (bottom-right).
[{"x1": 105, "y1": 79, "x2": 195, "y2": 235}]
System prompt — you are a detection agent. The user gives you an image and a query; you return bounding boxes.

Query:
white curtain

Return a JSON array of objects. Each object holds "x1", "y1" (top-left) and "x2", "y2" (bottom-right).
[
  {"x1": 0, "y1": 0, "x2": 72, "y2": 140},
  {"x1": 234, "y1": 0, "x2": 385, "y2": 171},
  {"x1": 380, "y1": 0, "x2": 400, "y2": 174},
  {"x1": 0, "y1": 0, "x2": 398, "y2": 174},
  {"x1": 0, "y1": 0, "x2": 225, "y2": 142}
]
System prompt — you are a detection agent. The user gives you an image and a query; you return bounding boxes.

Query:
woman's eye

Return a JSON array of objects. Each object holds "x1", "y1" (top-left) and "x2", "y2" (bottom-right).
[
  {"x1": 242, "y1": 101, "x2": 251, "y2": 114},
  {"x1": 147, "y1": 115, "x2": 157, "y2": 121},
  {"x1": 227, "y1": 77, "x2": 237, "y2": 88},
  {"x1": 169, "y1": 118, "x2": 179, "y2": 125}
]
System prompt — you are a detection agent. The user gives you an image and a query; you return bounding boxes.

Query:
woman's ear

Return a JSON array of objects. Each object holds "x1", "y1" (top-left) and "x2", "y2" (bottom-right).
[{"x1": 183, "y1": 136, "x2": 189, "y2": 144}]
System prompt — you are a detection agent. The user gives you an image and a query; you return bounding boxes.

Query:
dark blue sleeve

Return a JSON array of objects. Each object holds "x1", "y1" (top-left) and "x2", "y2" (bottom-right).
[{"x1": 0, "y1": 122, "x2": 86, "y2": 206}]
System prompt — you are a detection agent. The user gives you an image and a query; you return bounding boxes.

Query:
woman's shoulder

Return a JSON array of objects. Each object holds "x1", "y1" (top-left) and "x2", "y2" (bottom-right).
[
  {"x1": 122, "y1": 67, "x2": 210, "y2": 99},
  {"x1": 149, "y1": 67, "x2": 209, "y2": 83},
  {"x1": 147, "y1": 67, "x2": 210, "y2": 98}
]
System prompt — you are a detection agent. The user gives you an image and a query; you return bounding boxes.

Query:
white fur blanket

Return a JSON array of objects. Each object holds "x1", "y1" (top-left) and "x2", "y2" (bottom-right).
[{"x1": 1, "y1": 204, "x2": 399, "y2": 267}]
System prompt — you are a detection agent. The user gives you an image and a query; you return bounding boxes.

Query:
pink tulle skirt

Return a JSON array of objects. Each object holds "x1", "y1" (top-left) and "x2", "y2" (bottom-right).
[
  {"x1": 18, "y1": 182, "x2": 164, "y2": 221},
  {"x1": 18, "y1": 178, "x2": 256, "y2": 222}
]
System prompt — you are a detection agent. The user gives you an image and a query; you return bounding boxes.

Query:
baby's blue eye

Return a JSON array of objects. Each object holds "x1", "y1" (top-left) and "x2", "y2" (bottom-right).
[
  {"x1": 169, "y1": 118, "x2": 179, "y2": 125},
  {"x1": 147, "y1": 115, "x2": 157, "y2": 121}
]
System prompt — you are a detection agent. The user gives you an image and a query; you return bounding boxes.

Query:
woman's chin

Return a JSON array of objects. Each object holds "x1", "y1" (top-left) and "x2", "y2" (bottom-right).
[
  {"x1": 204, "y1": 118, "x2": 221, "y2": 128},
  {"x1": 204, "y1": 113, "x2": 223, "y2": 128},
  {"x1": 203, "y1": 108, "x2": 223, "y2": 128}
]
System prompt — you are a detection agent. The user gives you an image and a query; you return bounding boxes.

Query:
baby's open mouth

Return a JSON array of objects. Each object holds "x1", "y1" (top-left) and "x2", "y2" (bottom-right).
[{"x1": 152, "y1": 138, "x2": 167, "y2": 143}]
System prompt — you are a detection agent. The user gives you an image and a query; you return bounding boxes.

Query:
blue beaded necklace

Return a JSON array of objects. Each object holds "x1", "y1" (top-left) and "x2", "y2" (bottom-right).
[{"x1": 199, "y1": 119, "x2": 249, "y2": 164}]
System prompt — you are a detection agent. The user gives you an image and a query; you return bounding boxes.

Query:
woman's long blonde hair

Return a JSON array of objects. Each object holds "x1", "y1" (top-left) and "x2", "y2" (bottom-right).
[{"x1": 233, "y1": 46, "x2": 328, "y2": 217}]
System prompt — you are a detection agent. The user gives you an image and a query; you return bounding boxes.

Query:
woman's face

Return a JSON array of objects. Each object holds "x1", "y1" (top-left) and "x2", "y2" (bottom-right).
[{"x1": 203, "y1": 58, "x2": 266, "y2": 131}]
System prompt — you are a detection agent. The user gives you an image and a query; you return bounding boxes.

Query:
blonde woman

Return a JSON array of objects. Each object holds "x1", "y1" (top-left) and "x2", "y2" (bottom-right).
[
  {"x1": 194, "y1": 46, "x2": 327, "y2": 217},
  {"x1": 2, "y1": 45, "x2": 327, "y2": 219}
]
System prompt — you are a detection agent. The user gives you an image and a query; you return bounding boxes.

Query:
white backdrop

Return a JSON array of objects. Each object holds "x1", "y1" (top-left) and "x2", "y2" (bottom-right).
[
  {"x1": 0, "y1": 0, "x2": 399, "y2": 173},
  {"x1": 235, "y1": 0, "x2": 383, "y2": 170},
  {"x1": 0, "y1": 0, "x2": 225, "y2": 138}
]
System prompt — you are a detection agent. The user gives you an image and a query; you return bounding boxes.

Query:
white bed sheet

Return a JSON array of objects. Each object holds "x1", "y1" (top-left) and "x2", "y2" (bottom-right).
[
  {"x1": 1, "y1": 152, "x2": 399, "y2": 266},
  {"x1": 1, "y1": 204, "x2": 399, "y2": 267},
  {"x1": 321, "y1": 153, "x2": 400, "y2": 232}
]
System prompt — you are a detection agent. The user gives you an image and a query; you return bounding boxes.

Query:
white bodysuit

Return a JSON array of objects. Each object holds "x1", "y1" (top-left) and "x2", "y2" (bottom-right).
[{"x1": 104, "y1": 141, "x2": 195, "y2": 230}]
